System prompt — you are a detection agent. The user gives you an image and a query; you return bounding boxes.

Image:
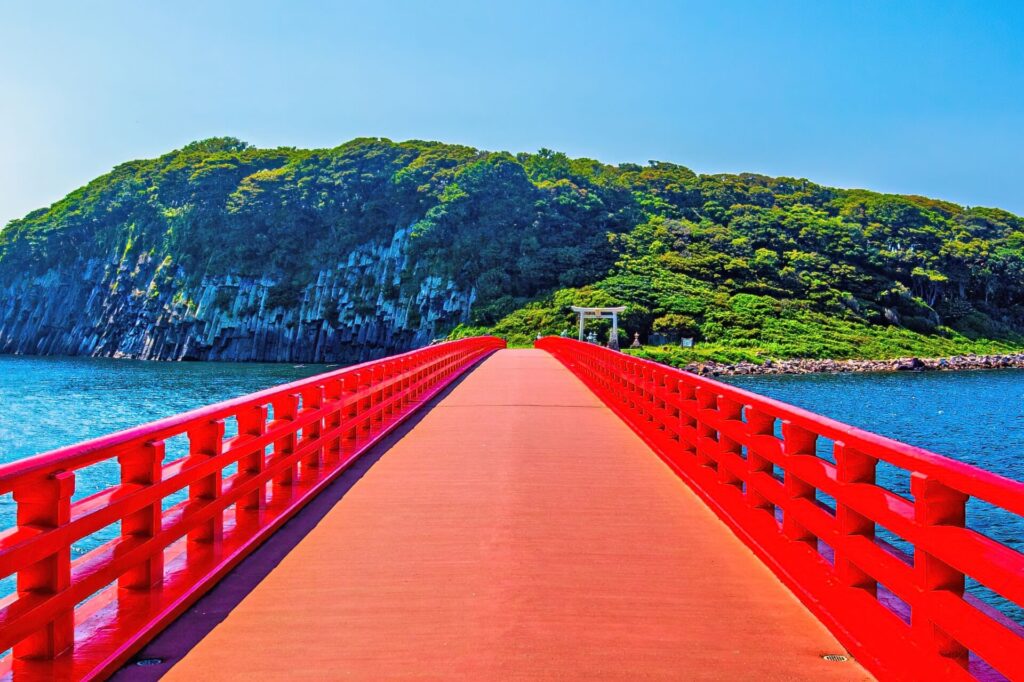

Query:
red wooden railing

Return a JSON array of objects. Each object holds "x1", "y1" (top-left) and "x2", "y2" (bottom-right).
[
  {"x1": 537, "y1": 337, "x2": 1024, "y2": 682},
  {"x1": 0, "y1": 336, "x2": 504, "y2": 680}
]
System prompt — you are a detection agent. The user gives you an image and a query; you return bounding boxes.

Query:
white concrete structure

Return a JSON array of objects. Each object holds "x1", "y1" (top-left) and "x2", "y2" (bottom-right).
[{"x1": 571, "y1": 306, "x2": 626, "y2": 350}]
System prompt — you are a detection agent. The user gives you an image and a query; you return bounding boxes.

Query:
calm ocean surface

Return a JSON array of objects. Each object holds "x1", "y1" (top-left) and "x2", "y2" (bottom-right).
[
  {"x1": 0, "y1": 356, "x2": 1021, "y2": 623},
  {"x1": 0, "y1": 355, "x2": 327, "y2": 462}
]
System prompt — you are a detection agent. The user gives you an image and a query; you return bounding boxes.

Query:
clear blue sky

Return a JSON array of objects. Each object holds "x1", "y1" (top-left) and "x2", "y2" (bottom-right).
[{"x1": 2, "y1": 1, "x2": 1023, "y2": 227}]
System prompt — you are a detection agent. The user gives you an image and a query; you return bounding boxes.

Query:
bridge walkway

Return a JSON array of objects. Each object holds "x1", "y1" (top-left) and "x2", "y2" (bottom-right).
[{"x1": 163, "y1": 349, "x2": 870, "y2": 680}]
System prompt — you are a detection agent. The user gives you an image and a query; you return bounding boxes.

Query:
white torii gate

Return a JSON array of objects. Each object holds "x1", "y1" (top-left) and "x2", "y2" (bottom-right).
[{"x1": 571, "y1": 306, "x2": 626, "y2": 350}]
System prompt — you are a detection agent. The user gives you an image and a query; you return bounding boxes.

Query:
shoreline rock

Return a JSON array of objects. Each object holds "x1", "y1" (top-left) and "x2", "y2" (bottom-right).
[{"x1": 678, "y1": 353, "x2": 1024, "y2": 378}]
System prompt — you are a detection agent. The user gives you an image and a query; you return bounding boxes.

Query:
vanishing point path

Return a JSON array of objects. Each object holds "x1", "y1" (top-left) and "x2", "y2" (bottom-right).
[{"x1": 162, "y1": 350, "x2": 869, "y2": 680}]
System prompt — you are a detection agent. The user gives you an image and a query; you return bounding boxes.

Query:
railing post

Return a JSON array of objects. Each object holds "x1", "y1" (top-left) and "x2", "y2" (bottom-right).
[
  {"x1": 371, "y1": 366, "x2": 384, "y2": 427},
  {"x1": 399, "y1": 356, "x2": 411, "y2": 402},
  {"x1": 237, "y1": 404, "x2": 268, "y2": 522},
  {"x1": 300, "y1": 385, "x2": 325, "y2": 480},
  {"x1": 780, "y1": 421, "x2": 817, "y2": 547},
  {"x1": 744, "y1": 407, "x2": 775, "y2": 514},
  {"x1": 402, "y1": 358, "x2": 412, "y2": 401},
  {"x1": 187, "y1": 419, "x2": 225, "y2": 547},
  {"x1": 641, "y1": 367, "x2": 654, "y2": 421},
  {"x1": 382, "y1": 362, "x2": 396, "y2": 418},
  {"x1": 412, "y1": 360, "x2": 424, "y2": 399},
  {"x1": 694, "y1": 386, "x2": 717, "y2": 471},
  {"x1": 664, "y1": 377, "x2": 681, "y2": 444},
  {"x1": 716, "y1": 397, "x2": 743, "y2": 490},
  {"x1": 342, "y1": 374, "x2": 359, "y2": 454},
  {"x1": 834, "y1": 443, "x2": 877, "y2": 593},
  {"x1": 13, "y1": 470, "x2": 75, "y2": 659},
  {"x1": 118, "y1": 440, "x2": 165, "y2": 590},
  {"x1": 271, "y1": 394, "x2": 300, "y2": 502},
  {"x1": 653, "y1": 371, "x2": 667, "y2": 434},
  {"x1": 911, "y1": 472, "x2": 969, "y2": 667},
  {"x1": 357, "y1": 371, "x2": 372, "y2": 436},
  {"x1": 323, "y1": 379, "x2": 343, "y2": 466},
  {"x1": 627, "y1": 360, "x2": 639, "y2": 411},
  {"x1": 677, "y1": 381, "x2": 697, "y2": 459}
]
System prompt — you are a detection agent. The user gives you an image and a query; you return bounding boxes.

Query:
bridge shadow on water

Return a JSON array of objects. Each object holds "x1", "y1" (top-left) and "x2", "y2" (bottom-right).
[{"x1": 110, "y1": 358, "x2": 485, "y2": 680}]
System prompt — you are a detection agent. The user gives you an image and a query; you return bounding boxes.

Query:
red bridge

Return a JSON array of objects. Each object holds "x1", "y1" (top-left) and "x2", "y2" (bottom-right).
[{"x1": 0, "y1": 338, "x2": 1021, "y2": 680}]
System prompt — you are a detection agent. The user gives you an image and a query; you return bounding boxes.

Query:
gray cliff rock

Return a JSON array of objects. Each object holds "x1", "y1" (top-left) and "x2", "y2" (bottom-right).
[{"x1": 0, "y1": 227, "x2": 474, "y2": 363}]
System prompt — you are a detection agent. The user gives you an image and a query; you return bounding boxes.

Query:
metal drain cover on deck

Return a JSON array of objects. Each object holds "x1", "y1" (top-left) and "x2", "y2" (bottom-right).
[{"x1": 821, "y1": 654, "x2": 849, "y2": 662}]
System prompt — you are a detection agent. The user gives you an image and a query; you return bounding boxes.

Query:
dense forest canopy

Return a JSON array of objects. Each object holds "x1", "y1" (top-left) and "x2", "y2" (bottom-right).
[{"x1": 2, "y1": 136, "x2": 1023, "y2": 362}]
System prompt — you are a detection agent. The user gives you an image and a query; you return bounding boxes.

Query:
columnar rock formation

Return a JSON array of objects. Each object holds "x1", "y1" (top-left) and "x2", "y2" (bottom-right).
[{"x1": 0, "y1": 227, "x2": 473, "y2": 363}]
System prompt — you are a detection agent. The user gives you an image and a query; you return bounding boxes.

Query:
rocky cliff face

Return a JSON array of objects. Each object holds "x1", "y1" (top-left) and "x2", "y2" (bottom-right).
[{"x1": 0, "y1": 226, "x2": 474, "y2": 363}]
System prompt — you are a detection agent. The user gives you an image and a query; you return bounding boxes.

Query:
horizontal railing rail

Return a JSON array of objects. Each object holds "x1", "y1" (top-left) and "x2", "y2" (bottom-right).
[
  {"x1": 536, "y1": 337, "x2": 1024, "y2": 682},
  {"x1": 0, "y1": 336, "x2": 504, "y2": 680}
]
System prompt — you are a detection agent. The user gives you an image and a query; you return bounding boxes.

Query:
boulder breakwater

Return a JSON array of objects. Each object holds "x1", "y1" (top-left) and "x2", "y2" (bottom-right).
[{"x1": 677, "y1": 353, "x2": 1024, "y2": 377}]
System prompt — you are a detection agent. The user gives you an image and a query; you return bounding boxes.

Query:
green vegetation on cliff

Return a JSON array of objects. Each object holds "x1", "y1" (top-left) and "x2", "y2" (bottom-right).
[{"x1": 2, "y1": 136, "x2": 1024, "y2": 363}]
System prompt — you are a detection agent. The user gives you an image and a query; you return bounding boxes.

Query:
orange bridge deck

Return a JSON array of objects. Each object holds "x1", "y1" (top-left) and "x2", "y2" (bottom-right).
[{"x1": 158, "y1": 350, "x2": 868, "y2": 680}]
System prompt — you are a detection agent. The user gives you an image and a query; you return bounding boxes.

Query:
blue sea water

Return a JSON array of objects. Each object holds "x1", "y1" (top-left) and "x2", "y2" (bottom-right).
[
  {"x1": 722, "y1": 369, "x2": 1024, "y2": 484},
  {"x1": 0, "y1": 356, "x2": 1021, "y2": 627},
  {"x1": 0, "y1": 355, "x2": 328, "y2": 463}
]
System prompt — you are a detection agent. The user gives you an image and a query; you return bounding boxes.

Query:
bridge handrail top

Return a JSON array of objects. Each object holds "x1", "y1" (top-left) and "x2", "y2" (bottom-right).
[
  {"x1": 0, "y1": 336, "x2": 503, "y2": 492},
  {"x1": 538, "y1": 336, "x2": 1024, "y2": 514}
]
